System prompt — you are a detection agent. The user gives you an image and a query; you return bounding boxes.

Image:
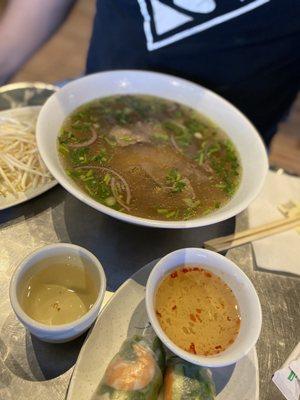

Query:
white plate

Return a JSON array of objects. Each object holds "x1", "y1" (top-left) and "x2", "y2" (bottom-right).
[
  {"x1": 67, "y1": 260, "x2": 259, "y2": 400},
  {"x1": 0, "y1": 106, "x2": 57, "y2": 211}
]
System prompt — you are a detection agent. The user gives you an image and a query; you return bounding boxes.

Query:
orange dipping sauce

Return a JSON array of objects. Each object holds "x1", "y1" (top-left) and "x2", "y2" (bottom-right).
[{"x1": 155, "y1": 264, "x2": 241, "y2": 356}]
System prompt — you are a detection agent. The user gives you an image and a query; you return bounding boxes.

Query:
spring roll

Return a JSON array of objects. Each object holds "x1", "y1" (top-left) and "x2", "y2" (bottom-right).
[
  {"x1": 164, "y1": 357, "x2": 215, "y2": 400},
  {"x1": 93, "y1": 335, "x2": 165, "y2": 399}
]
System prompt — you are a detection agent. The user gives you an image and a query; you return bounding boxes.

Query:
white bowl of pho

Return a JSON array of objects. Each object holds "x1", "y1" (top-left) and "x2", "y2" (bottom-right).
[{"x1": 36, "y1": 70, "x2": 268, "y2": 228}]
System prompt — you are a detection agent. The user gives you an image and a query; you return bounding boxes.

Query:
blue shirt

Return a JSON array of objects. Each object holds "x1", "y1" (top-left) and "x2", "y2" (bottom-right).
[{"x1": 86, "y1": 0, "x2": 300, "y2": 144}]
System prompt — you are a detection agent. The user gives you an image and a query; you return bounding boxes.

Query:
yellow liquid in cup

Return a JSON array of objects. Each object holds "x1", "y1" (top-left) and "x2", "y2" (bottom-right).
[{"x1": 21, "y1": 260, "x2": 98, "y2": 325}]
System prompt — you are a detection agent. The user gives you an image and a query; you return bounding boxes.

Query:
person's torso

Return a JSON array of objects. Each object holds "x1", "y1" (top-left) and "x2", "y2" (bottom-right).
[{"x1": 87, "y1": 0, "x2": 300, "y2": 140}]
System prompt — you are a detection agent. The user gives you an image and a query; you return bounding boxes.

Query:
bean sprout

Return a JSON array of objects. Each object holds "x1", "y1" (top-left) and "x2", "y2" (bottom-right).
[{"x1": 0, "y1": 108, "x2": 53, "y2": 198}]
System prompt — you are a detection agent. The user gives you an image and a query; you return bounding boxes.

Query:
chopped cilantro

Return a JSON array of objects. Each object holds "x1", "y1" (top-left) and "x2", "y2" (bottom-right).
[
  {"x1": 92, "y1": 149, "x2": 108, "y2": 164},
  {"x1": 166, "y1": 168, "x2": 186, "y2": 193},
  {"x1": 153, "y1": 132, "x2": 169, "y2": 142},
  {"x1": 183, "y1": 198, "x2": 200, "y2": 209},
  {"x1": 70, "y1": 147, "x2": 89, "y2": 165},
  {"x1": 58, "y1": 143, "x2": 69, "y2": 156},
  {"x1": 157, "y1": 208, "x2": 180, "y2": 219}
]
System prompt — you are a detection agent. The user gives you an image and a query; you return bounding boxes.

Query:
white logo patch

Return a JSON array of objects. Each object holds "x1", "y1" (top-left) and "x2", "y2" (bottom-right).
[{"x1": 137, "y1": 0, "x2": 271, "y2": 51}]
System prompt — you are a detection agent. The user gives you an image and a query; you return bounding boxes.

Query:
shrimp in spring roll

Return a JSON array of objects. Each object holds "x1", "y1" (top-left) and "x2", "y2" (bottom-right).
[
  {"x1": 164, "y1": 357, "x2": 215, "y2": 400},
  {"x1": 93, "y1": 335, "x2": 165, "y2": 399}
]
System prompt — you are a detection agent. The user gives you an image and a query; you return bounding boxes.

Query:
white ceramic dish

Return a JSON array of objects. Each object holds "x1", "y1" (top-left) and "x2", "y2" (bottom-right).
[
  {"x1": 67, "y1": 259, "x2": 259, "y2": 400},
  {"x1": 0, "y1": 106, "x2": 57, "y2": 211},
  {"x1": 146, "y1": 248, "x2": 262, "y2": 368},
  {"x1": 36, "y1": 70, "x2": 268, "y2": 229},
  {"x1": 9, "y1": 243, "x2": 106, "y2": 343}
]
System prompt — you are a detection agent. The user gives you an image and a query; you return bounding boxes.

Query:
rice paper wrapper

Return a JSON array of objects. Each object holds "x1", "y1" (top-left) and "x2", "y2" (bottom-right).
[
  {"x1": 164, "y1": 356, "x2": 215, "y2": 400},
  {"x1": 92, "y1": 335, "x2": 165, "y2": 399}
]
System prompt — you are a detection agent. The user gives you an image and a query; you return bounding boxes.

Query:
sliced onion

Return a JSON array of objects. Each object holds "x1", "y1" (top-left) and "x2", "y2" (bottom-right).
[
  {"x1": 140, "y1": 165, "x2": 174, "y2": 191},
  {"x1": 110, "y1": 177, "x2": 130, "y2": 212},
  {"x1": 76, "y1": 166, "x2": 131, "y2": 204},
  {"x1": 69, "y1": 129, "x2": 98, "y2": 149},
  {"x1": 170, "y1": 135, "x2": 183, "y2": 153},
  {"x1": 141, "y1": 166, "x2": 163, "y2": 188}
]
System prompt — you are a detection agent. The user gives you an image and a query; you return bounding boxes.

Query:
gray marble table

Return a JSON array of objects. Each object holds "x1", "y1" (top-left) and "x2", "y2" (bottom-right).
[
  {"x1": 1, "y1": 81, "x2": 299, "y2": 399},
  {"x1": 0, "y1": 185, "x2": 299, "y2": 400}
]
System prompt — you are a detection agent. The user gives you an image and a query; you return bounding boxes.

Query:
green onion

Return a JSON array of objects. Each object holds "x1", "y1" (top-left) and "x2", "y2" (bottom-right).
[
  {"x1": 215, "y1": 183, "x2": 226, "y2": 189},
  {"x1": 121, "y1": 135, "x2": 134, "y2": 142},
  {"x1": 105, "y1": 196, "x2": 116, "y2": 207},
  {"x1": 92, "y1": 149, "x2": 108, "y2": 164},
  {"x1": 163, "y1": 120, "x2": 192, "y2": 147},
  {"x1": 166, "y1": 168, "x2": 186, "y2": 193},
  {"x1": 104, "y1": 137, "x2": 117, "y2": 147},
  {"x1": 207, "y1": 143, "x2": 221, "y2": 156},
  {"x1": 195, "y1": 150, "x2": 205, "y2": 166},
  {"x1": 183, "y1": 198, "x2": 200, "y2": 209},
  {"x1": 157, "y1": 208, "x2": 180, "y2": 219},
  {"x1": 157, "y1": 208, "x2": 168, "y2": 214},
  {"x1": 58, "y1": 143, "x2": 69, "y2": 156},
  {"x1": 103, "y1": 174, "x2": 111, "y2": 185},
  {"x1": 70, "y1": 147, "x2": 89, "y2": 165},
  {"x1": 153, "y1": 132, "x2": 169, "y2": 142},
  {"x1": 183, "y1": 207, "x2": 196, "y2": 220},
  {"x1": 203, "y1": 207, "x2": 214, "y2": 216}
]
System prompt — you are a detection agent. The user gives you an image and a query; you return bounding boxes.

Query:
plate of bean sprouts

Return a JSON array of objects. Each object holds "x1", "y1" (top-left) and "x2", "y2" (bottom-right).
[{"x1": 0, "y1": 106, "x2": 56, "y2": 210}]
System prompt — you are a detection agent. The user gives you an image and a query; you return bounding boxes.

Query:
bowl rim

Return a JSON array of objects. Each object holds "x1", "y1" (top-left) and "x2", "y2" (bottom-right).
[
  {"x1": 9, "y1": 243, "x2": 107, "y2": 332},
  {"x1": 36, "y1": 69, "x2": 268, "y2": 229},
  {"x1": 145, "y1": 247, "x2": 262, "y2": 367}
]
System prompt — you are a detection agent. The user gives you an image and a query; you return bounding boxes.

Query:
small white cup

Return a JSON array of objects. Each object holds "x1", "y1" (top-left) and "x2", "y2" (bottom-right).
[
  {"x1": 146, "y1": 248, "x2": 262, "y2": 367},
  {"x1": 10, "y1": 243, "x2": 106, "y2": 343}
]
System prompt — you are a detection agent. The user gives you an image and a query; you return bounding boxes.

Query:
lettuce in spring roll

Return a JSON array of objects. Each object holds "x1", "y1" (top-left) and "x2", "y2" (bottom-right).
[
  {"x1": 164, "y1": 357, "x2": 215, "y2": 400},
  {"x1": 93, "y1": 335, "x2": 165, "y2": 399}
]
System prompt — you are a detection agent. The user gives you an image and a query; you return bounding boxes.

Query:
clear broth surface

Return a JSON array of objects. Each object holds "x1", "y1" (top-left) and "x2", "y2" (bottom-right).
[
  {"x1": 21, "y1": 261, "x2": 98, "y2": 325},
  {"x1": 155, "y1": 265, "x2": 241, "y2": 356},
  {"x1": 58, "y1": 95, "x2": 241, "y2": 221}
]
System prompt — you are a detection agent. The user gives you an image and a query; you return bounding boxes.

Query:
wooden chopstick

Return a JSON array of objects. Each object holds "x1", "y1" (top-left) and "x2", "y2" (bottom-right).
[{"x1": 204, "y1": 215, "x2": 300, "y2": 252}]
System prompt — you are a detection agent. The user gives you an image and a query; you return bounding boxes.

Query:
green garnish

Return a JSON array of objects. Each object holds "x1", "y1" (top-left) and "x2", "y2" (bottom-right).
[
  {"x1": 166, "y1": 168, "x2": 186, "y2": 193},
  {"x1": 121, "y1": 135, "x2": 135, "y2": 142},
  {"x1": 92, "y1": 149, "x2": 108, "y2": 164},
  {"x1": 79, "y1": 169, "x2": 94, "y2": 182},
  {"x1": 195, "y1": 150, "x2": 205, "y2": 165},
  {"x1": 183, "y1": 198, "x2": 200, "y2": 209},
  {"x1": 105, "y1": 196, "x2": 116, "y2": 207},
  {"x1": 59, "y1": 130, "x2": 77, "y2": 144},
  {"x1": 114, "y1": 109, "x2": 132, "y2": 125},
  {"x1": 104, "y1": 137, "x2": 117, "y2": 147},
  {"x1": 210, "y1": 139, "x2": 240, "y2": 196},
  {"x1": 66, "y1": 169, "x2": 80, "y2": 179},
  {"x1": 214, "y1": 182, "x2": 226, "y2": 188},
  {"x1": 72, "y1": 120, "x2": 93, "y2": 132},
  {"x1": 157, "y1": 208, "x2": 180, "y2": 219},
  {"x1": 195, "y1": 142, "x2": 221, "y2": 166},
  {"x1": 58, "y1": 143, "x2": 69, "y2": 156},
  {"x1": 203, "y1": 208, "x2": 213, "y2": 216},
  {"x1": 185, "y1": 118, "x2": 207, "y2": 134},
  {"x1": 69, "y1": 168, "x2": 118, "y2": 209},
  {"x1": 103, "y1": 173, "x2": 111, "y2": 185},
  {"x1": 70, "y1": 147, "x2": 89, "y2": 165},
  {"x1": 182, "y1": 198, "x2": 200, "y2": 220},
  {"x1": 153, "y1": 132, "x2": 169, "y2": 142},
  {"x1": 183, "y1": 208, "x2": 196, "y2": 220},
  {"x1": 157, "y1": 208, "x2": 168, "y2": 214},
  {"x1": 163, "y1": 120, "x2": 192, "y2": 147}
]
